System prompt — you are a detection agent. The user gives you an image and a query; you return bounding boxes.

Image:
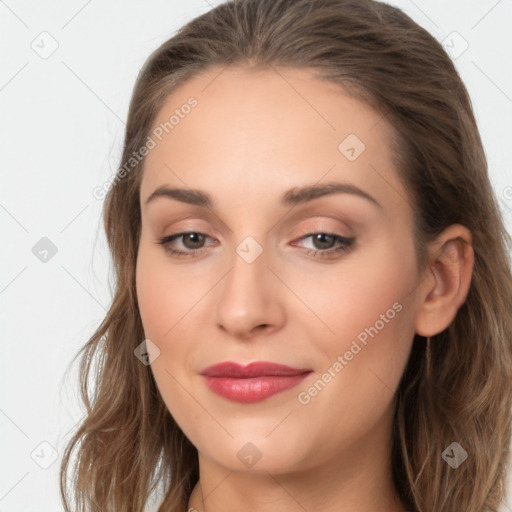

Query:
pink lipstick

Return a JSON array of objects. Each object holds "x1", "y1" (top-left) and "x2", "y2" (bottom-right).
[{"x1": 200, "y1": 361, "x2": 312, "y2": 403}]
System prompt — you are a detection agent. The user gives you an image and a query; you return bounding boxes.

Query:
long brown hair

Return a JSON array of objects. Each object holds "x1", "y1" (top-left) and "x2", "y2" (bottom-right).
[{"x1": 59, "y1": 0, "x2": 512, "y2": 510}]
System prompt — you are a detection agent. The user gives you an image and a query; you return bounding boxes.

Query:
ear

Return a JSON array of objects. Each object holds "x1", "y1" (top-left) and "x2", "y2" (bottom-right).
[{"x1": 415, "y1": 224, "x2": 474, "y2": 337}]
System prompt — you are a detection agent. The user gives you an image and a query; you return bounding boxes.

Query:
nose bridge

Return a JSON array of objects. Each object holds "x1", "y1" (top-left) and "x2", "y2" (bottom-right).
[
  {"x1": 222, "y1": 234, "x2": 270, "y2": 311},
  {"x1": 215, "y1": 232, "x2": 285, "y2": 337}
]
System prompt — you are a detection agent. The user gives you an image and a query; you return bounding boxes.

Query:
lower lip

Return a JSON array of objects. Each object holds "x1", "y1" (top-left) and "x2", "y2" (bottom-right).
[{"x1": 202, "y1": 374, "x2": 311, "y2": 403}]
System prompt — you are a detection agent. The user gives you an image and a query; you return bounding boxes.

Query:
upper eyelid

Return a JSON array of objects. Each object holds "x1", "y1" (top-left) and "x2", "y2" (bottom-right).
[{"x1": 163, "y1": 218, "x2": 355, "y2": 238}]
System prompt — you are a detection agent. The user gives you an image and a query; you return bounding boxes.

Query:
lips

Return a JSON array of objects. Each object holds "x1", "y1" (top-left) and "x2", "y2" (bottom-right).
[
  {"x1": 200, "y1": 361, "x2": 311, "y2": 378},
  {"x1": 200, "y1": 361, "x2": 312, "y2": 403}
]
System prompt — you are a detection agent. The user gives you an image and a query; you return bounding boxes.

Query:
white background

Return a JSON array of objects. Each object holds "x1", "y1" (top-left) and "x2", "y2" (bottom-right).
[{"x1": 0, "y1": 0, "x2": 511, "y2": 510}]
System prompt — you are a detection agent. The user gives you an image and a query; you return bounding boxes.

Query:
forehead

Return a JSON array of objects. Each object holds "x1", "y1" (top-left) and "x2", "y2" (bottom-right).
[{"x1": 139, "y1": 65, "x2": 407, "y2": 215}]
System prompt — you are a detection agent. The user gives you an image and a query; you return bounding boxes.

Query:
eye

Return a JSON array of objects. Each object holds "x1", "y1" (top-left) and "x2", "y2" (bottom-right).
[
  {"x1": 291, "y1": 233, "x2": 355, "y2": 259},
  {"x1": 156, "y1": 231, "x2": 355, "y2": 260},
  {"x1": 157, "y1": 232, "x2": 215, "y2": 258}
]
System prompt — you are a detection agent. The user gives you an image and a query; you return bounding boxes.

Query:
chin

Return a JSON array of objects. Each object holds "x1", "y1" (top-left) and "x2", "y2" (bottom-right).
[{"x1": 196, "y1": 432, "x2": 313, "y2": 474}]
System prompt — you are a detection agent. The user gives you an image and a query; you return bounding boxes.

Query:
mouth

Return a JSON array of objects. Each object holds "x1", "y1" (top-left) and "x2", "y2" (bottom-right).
[{"x1": 200, "y1": 361, "x2": 313, "y2": 403}]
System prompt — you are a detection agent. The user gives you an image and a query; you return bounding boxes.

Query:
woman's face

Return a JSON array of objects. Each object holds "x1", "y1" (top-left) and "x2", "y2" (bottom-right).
[{"x1": 136, "y1": 66, "x2": 424, "y2": 475}]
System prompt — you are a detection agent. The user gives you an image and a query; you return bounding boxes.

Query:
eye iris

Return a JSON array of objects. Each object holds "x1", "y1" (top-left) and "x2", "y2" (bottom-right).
[
  {"x1": 312, "y1": 233, "x2": 336, "y2": 250},
  {"x1": 183, "y1": 233, "x2": 205, "y2": 249}
]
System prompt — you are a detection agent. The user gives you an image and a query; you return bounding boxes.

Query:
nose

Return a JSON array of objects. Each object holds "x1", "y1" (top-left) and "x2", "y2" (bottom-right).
[{"x1": 215, "y1": 245, "x2": 286, "y2": 340}]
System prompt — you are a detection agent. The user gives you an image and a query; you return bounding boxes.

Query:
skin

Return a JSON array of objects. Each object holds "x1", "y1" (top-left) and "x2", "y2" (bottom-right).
[{"x1": 135, "y1": 65, "x2": 474, "y2": 512}]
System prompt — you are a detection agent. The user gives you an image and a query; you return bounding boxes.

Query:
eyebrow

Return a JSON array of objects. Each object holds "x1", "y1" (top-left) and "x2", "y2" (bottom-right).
[{"x1": 144, "y1": 181, "x2": 382, "y2": 209}]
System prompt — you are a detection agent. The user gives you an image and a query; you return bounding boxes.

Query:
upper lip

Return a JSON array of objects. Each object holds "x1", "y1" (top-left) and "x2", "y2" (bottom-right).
[{"x1": 200, "y1": 361, "x2": 313, "y2": 378}]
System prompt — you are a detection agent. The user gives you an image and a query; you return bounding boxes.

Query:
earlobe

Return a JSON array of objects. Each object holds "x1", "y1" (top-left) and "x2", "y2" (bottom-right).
[{"x1": 415, "y1": 225, "x2": 474, "y2": 338}]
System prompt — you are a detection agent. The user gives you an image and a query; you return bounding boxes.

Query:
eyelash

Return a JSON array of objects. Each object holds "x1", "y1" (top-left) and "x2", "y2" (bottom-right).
[{"x1": 156, "y1": 231, "x2": 355, "y2": 260}]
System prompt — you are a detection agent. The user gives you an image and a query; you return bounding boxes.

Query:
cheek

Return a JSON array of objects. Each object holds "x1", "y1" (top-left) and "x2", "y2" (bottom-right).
[
  {"x1": 135, "y1": 260, "x2": 170, "y2": 340},
  {"x1": 295, "y1": 238, "x2": 418, "y2": 412},
  {"x1": 136, "y1": 249, "x2": 200, "y2": 427},
  {"x1": 136, "y1": 245, "x2": 203, "y2": 340},
  {"x1": 294, "y1": 239, "x2": 418, "y2": 350},
  {"x1": 135, "y1": 245, "x2": 209, "y2": 385},
  {"x1": 320, "y1": 244, "x2": 416, "y2": 397}
]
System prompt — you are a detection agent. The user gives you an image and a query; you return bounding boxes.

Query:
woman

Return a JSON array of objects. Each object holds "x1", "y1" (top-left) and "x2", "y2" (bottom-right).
[{"x1": 60, "y1": 0, "x2": 512, "y2": 511}]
